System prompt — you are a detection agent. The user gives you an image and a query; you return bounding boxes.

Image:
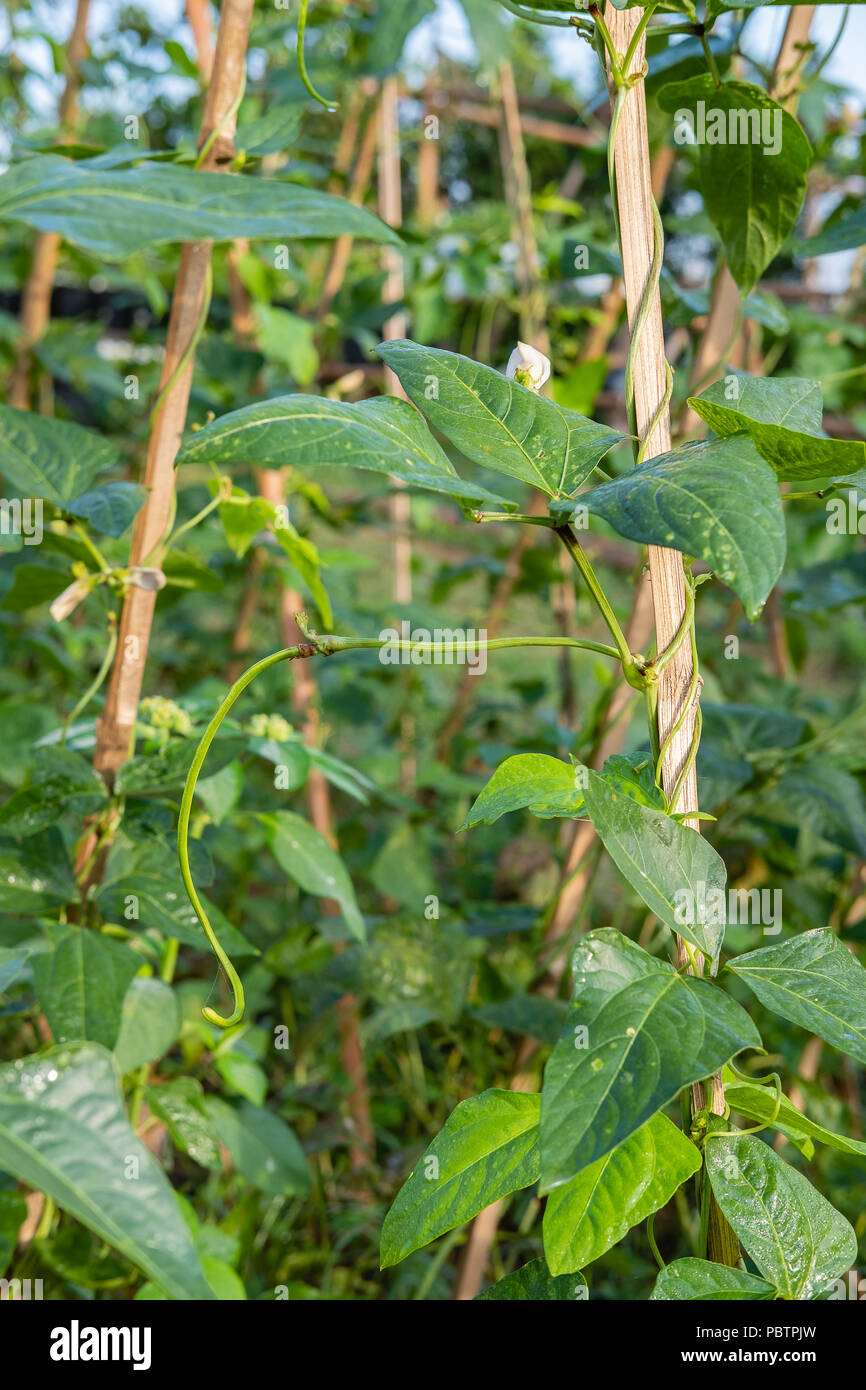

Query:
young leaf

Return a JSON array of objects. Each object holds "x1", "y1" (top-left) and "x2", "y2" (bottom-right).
[
  {"x1": 460, "y1": 753, "x2": 585, "y2": 829},
  {"x1": 0, "y1": 405, "x2": 119, "y2": 506},
  {"x1": 33, "y1": 926, "x2": 142, "y2": 1049},
  {"x1": 376, "y1": 340, "x2": 626, "y2": 498},
  {"x1": 582, "y1": 769, "x2": 727, "y2": 961},
  {"x1": 656, "y1": 77, "x2": 811, "y2": 292},
  {"x1": 0, "y1": 155, "x2": 401, "y2": 260},
  {"x1": 543, "y1": 1114, "x2": 700, "y2": 1275},
  {"x1": 0, "y1": 1043, "x2": 215, "y2": 1299},
  {"x1": 651, "y1": 1258, "x2": 776, "y2": 1301},
  {"x1": 476, "y1": 1259, "x2": 587, "y2": 1301},
  {"x1": 176, "y1": 393, "x2": 510, "y2": 509},
  {"x1": 261, "y1": 810, "x2": 365, "y2": 941},
  {"x1": 728, "y1": 929, "x2": 866, "y2": 1065},
  {"x1": 145, "y1": 1078, "x2": 222, "y2": 1170},
  {"x1": 203, "y1": 1098, "x2": 310, "y2": 1197},
  {"x1": 380, "y1": 1089, "x2": 541, "y2": 1268},
  {"x1": 552, "y1": 434, "x2": 786, "y2": 619},
  {"x1": 725, "y1": 1081, "x2": 866, "y2": 1158},
  {"x1": 540, "y1": 930, "x2": 761, "y2": 1190},
  {"x1": 113, "y1": 977, "x2": 181, "y2": 1074},
  {"x1": 688, "y1": 373, "x2": 866, "y2": 481},
  {"x1": 705, "y1": 1134, "x2": 857, "y2": 1300}
]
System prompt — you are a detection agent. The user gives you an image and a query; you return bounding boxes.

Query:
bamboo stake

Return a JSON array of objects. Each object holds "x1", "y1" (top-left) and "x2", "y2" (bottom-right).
[
  {"x1": 317, "y1": 84, "x2": 381, "y2": 315},
  {"x1": 92, "y1": 0, "x2": 255, "y2": 781},
  {"x1": 603, "y1": 0, "x2": 735, "y2": 1264},
  {"x1": 8, "y1": 0, "x2": 91, "y2": 409}
]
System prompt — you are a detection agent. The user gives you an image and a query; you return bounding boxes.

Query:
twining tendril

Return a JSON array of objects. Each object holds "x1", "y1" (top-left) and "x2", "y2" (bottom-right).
[{"x1": 178, "y1": 631, "x2": 624, "y2": 1027}]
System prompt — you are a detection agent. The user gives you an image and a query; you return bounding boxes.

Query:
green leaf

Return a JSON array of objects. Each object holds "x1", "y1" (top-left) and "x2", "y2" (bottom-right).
[
  {"x1": 795, "y1": 205, "x2": 866, "y2": 257},
  {"x1": 656, "y1": 78, "x2": 811, "y2": 292},
  {"x1": 554, "y1": 434, "x2": 785, "y2": 620},
  {"x1": 477, "y1": 1259, "x2": 587, "y2": 1301},
  {"x1": 0, "y1": 1043, "x2": 215, "y2": 1299},
  {"x1": 380, "y1": 1089, "x2": 541, "y2": 1268},
  {"x1": 195, "y1": 759, "x2": 244, "y2": 826},
  {"x1": 0, "y1": 827, "x2": 77, "y2": 914},
  {"x1": 203, "y1": 1098, "x2": 310, "y2": 1197},
  {"x1": 461, "y1": 753, "x2": 585, "y2": 829},
  {"x1": 214, "y1": 1051, "x2": 268, "y2": 1107},
  {"x1": 65, "y1": 481, "x2": 148, "y2": 536},
  {"x1": 725, "y1": 1081, "x2": 866, "y2": 1158},
  {"x1": 762, "y1": 763, "x2": 866, "y2": 858},
  {"x1": 145, "y1": 1078, "x2": 222, "y2": 1170},
  {"x1": 219, "y1": 493, "x2": 276, "y2": 558},
  {"x1": 688, "y1": 373, "x2": 865, "y2": 481},
  {"x1": 176, "y1": 392, "x2": 510, "y2": 509},
  {"x1": 113, "y1": 977, "x2": 180, "y2": 1073},
  {"x1": 705, "y1": 1134, "x2": 857, "y2": 1300},
  {"x1": 0, "y1": 405, "x2": 120, "y2": 506},
  {"x1": 582, "y1": 769, "x2": 727, "y2": 961},
  {"x1": 33, "y1": 926, "x2": 142, "y2": 1049},
  {"x1": 0, "y1": 748, "x2": 107, "y2": 836},
  {"x1": 254, "y1": 305, "x2": 319, "y2": 386},
  {"x1": 236, "y1": 103, "x2": 305, "y2": 157},
  {"x1": 261, "y1": 810, "x2": 364, "y2": 941},
  {"x1": 272, "y1": 521, "x2": 333, "y2": 629},
  {"x1": 540, "y1": 930, "x2": 761, "y2": 1190},
  {"x1": 0, "y1": 155, "x2": 401, "y2": 260},
  {"x1": 728, "y1": 929, "x2": 866, "y2": 1065},
  {"x1": 376, "y1": 340, "x2": 626, "y2": 497},
  {"x1": 651, "y1": 1258, "x2": 776, "y2": 1301},
  {"x1": 0, "y1": 563, "x2": 71, "y2": 613},
  {"x1": 543, "y1": 1114, "x2": 700, "y2": 1274}
]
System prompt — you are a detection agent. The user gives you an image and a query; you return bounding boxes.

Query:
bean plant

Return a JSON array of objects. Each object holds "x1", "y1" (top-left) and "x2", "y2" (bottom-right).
[{"x1": 0, "y1": 0, "x2": 864, "y2": 1307}]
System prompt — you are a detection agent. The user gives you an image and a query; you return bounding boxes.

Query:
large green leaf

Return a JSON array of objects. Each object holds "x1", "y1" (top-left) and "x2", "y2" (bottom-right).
[
  {"x1": 583, "y1": 769, "x2": 727, "y2": 961},
  {"x1": 261, "y1": 810, "x2": 365, "y2": 941},
  {"x1": 725, "y1": 1081, "x2": 866, "y2": 1159},
  {"x1": 651, "y1": 1258, "x2": 775, "y2": 1301},
  {"x1": 761, "y1": 763, "x2": 866, "y2": 858},
  {"x1": 656, "y1": 78, "x2": 811, "y2": 292},
  {"x1": 380, "y1": 1089, "x2": 541, "y2": 1268},
  {"x1": 0, "y1": 748, "x2": 107, "y2": 837},
  {"x1": 705, "y1": 1134, "x2": 857, "y2": 1300},
  {"x1": 146, "y1": 1078, "x2": 222, "y2": 1170},
  {"x1": 728, "y1": 929, "x2": 866, "y2": 1065},
  {"x1": 376, "y1": 340, "x2": 626, "y2": 497},
  {"x1": 0, "y1": 405, "x2": 119, "y2": 506},
  {"x1": 176, "y1": 393, "x2": 509, "y2": 509},
  {"x1": 477, "y1": 1259, "x2": 587, "y2": 1301},
  {"x1": 33, "y1": 926, "x2": 142, "y2": 1049},
  {"x1": 204, "y1": 1098, "x2": 310, "y2": 1197},
  {"x1": 688, "y1": 373, "x2": 865, "y2": 481},
  {"x1": 0, "y1": 1043, "x2": 214, "y2": 1299},
  {"x1": 65, "y1": 481, "x2": 148, "y2": 536},
  {"x1": 553, "y1": 434, "x2": 785, "y2": 620},
  {"x1": 543, "y1": 1114, "x2": 700, "y2": 1274},
  {"x1": 0, "y1": 154, "x2": 400, "y2": 259},
  {"x1": 461, "y1": 753, "x2": 585, "y2": 829},
  {"x1": 540, "y1": 930, "x2": 761, "y2": 1190},
  {"x1": 0, "y1": 827, "x2": 77, "y2": 914}
]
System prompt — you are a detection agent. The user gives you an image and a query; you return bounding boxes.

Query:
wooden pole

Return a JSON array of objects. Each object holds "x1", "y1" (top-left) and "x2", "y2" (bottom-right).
[
  {"x1": 604, "y1": 1, "x2": 735, "y2": 1264},
  {"x1": 92, "y1": 0, "x2": 255, "y2": 782},
  {"x1": 9, "y1": 0, "x2": 91, "y2": 409}
]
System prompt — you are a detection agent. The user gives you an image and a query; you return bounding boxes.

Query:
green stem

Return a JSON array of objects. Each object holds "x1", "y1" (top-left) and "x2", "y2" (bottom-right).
[
  {"x1": 554, "y1": 525, "x2": 644, "y2": 686},
  {"x1": 700, "y1": 30, "x2": 722, "y2": 87},
  {"x1": 61, "y1": 615, "x2": 118, "y2": 746},
  {"x1": 71, "y1": 522, "x2": 111, "y2": 574},
  {"x1": 297, "y1": 0, "x2": 336, "y2": 110}
]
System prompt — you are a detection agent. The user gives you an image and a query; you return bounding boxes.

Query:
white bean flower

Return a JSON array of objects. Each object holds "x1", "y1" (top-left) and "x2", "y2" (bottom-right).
[{"x1": 505, "y1": 341, "x2": 551, "y2": 391}]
